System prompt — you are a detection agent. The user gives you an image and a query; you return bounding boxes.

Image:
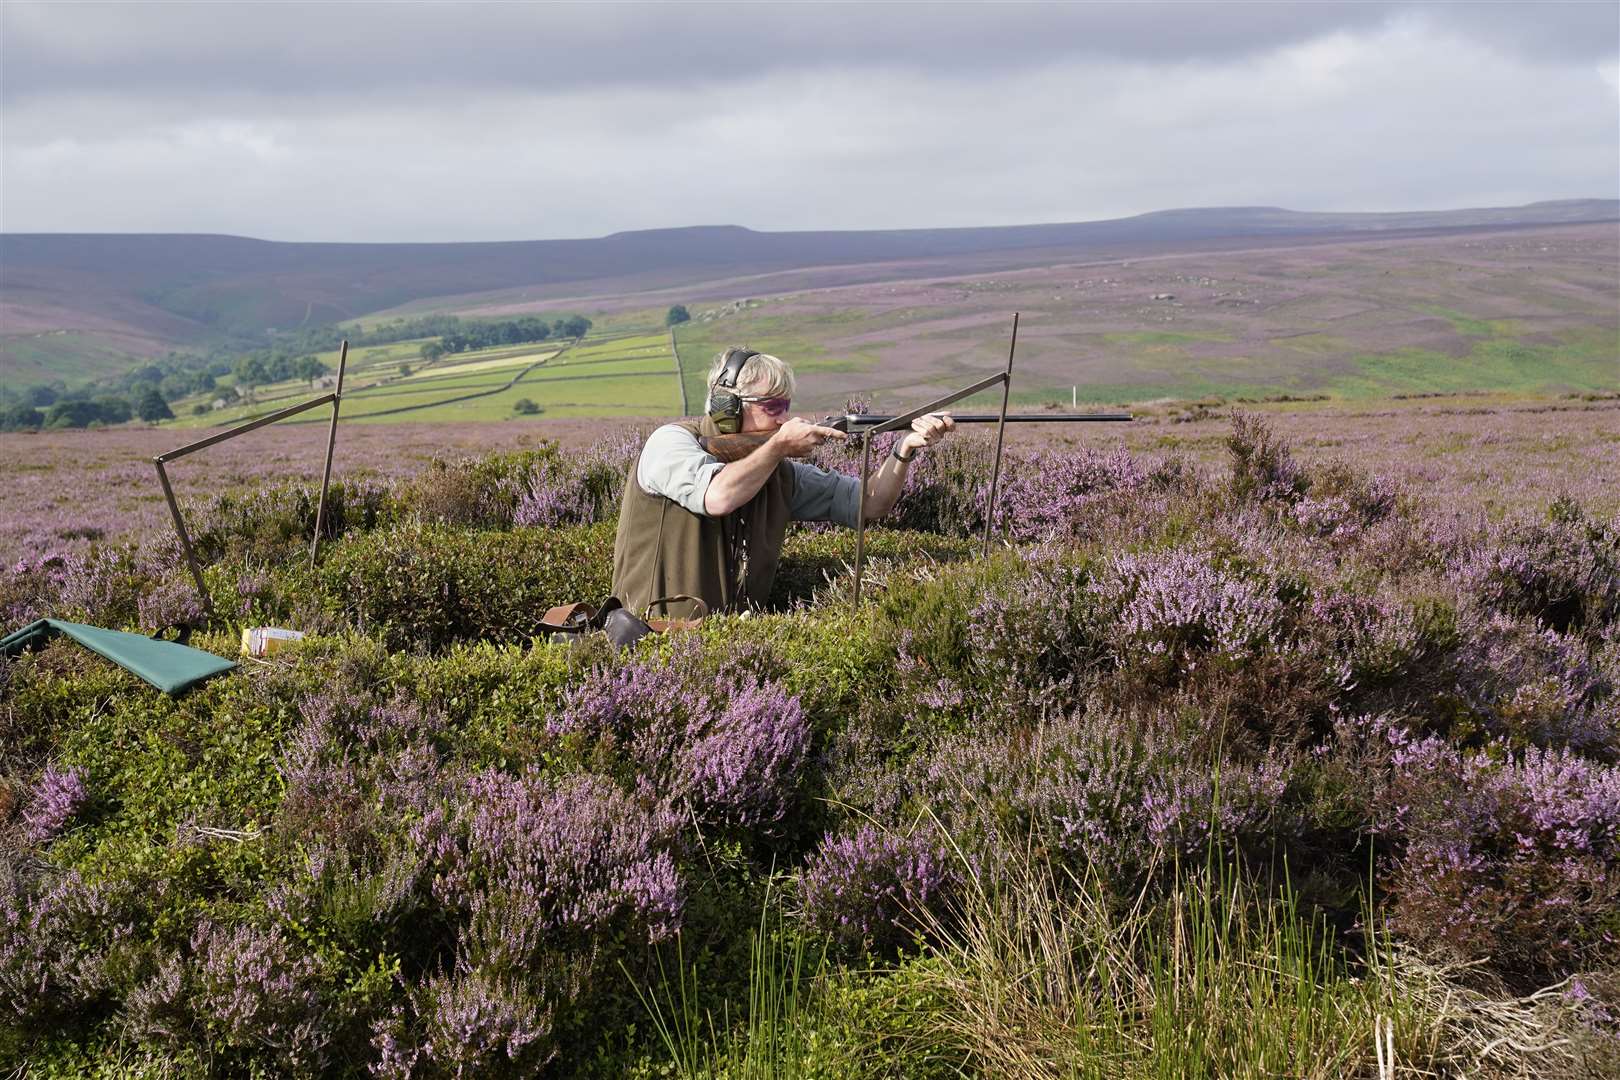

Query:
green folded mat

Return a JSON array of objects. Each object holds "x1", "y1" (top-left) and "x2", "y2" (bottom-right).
[{"x1": 0, "y1": 618, "x2": 237, "y2": 694}]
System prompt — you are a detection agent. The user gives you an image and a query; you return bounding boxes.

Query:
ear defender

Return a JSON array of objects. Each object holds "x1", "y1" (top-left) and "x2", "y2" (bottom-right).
[{"x1": 706, "y1": 347, "x2": 758, "y2": 434}]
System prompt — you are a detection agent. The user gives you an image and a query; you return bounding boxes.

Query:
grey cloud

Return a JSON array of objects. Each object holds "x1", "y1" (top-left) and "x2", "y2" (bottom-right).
[
  {"x1": 4, "y1": 29, "x2": 1614, "y2": 242},
  {"x1": 2, "y1": 2, "x2": 1614, "y2": 241},
  {"x1": 4, "y1": 1, "x2": 1611, "y2": 103}
]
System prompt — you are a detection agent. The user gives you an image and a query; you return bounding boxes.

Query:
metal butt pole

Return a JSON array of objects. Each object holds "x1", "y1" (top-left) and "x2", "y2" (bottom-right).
[
  {"x1": 309, "y1": 340, "x2": 348, "y2": 567},
  {"x1": 852, "y1": 436, "x2": 872, "y2": 608},
  {"x1": 982, "y1": 313, "x2": 1019, "y2": 558},
  {"x1": 155, "y1": 459, "x2": 212, "y2": 618}
]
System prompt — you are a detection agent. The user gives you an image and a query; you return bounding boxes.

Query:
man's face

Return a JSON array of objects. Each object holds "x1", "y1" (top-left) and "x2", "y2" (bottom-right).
[{"x1": 737, "y1": 383, "x2": 792, "y2": 433}]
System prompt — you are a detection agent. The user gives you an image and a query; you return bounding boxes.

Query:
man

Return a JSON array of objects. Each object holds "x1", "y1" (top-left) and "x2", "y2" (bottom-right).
[{"x1": 611, "y1": 347, "x2": 955, "y2": 617}]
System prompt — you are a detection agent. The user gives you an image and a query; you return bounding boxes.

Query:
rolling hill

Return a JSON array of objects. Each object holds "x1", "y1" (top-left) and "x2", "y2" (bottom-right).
[{"x1": 3, "y1": 199, "x2": 1614, "y2": 389}]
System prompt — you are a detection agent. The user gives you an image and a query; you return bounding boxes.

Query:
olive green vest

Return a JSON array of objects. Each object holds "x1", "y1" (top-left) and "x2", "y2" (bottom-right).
[{"x1": 611, "y1": 418, "x2": 797, "y2": 617}]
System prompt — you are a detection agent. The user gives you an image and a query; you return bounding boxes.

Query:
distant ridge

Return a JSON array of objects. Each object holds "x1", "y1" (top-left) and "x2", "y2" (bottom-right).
[{"x1": 3, "y1": 200, "x2": 1615, "y2": 385}]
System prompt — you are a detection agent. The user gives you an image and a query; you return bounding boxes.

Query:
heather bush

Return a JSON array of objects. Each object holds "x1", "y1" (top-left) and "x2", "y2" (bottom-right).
[
  {"x1": 513, "y1": 458, "x2": 596, "y2": 529},
  {"x1": 880, "y1": 434, "x2": 992, "y2": 536},
  {"x1": 404, "y1": 437, "x2": 637, "y2": 532},
  {"x1": 1227, "y1": 410, "x2": 1307, "y2": 503},
  {"x1": 22, "y1": 762, "x2": 88, "y2": 843},
  {"x1": 886, "y1": 548, "x2": 1105, "y2": 730},
  {"x1": 827, "y1": 705, "x2": 1311, "y2": 911},
  {"x1": 443, "y1": 769, "x2": 684, "y2": 955},
  {"x1": 551, "y1": 637, "x2": 812, "y2": 837},
  {"x1": 1302, "y1": 588, "x2": 1451, "y2": 697},
  {"x1": 1227, "y1": 412, "x2": 1401, "y2": 552},
  {"x1": 276, "y1": 692, "x2": 422, "y2": 856},
  {"x1": 0, "y1": 863, "x2": 126, "y2": 1028},
  {"x1": 811, "y1": 433, "x2": 1183, "y2": 545},
  {"x1": 346, "y1": 768, "x2": 690, "y2": 1072},
  {"x1": 1087, "y1": 546, "x2": 1290, "y2": 675},
  {"x1": 800, "y1": 822, "x2": 953, "y2": 955},
  {"x1": 992, "y1": 445, "x2": 1154, "y2": 543},
  {"x1": 1451, "y1": 610, "x2": 1618, "y2": 753},
  {"x1": 372, "y1": 969, "x2": 555, "y2": 1078},
  {"x1": 1452, "y1": 499, "x2": 1620, "y2": 635},
  {"x1": 185, "y1": 917, "x2": 342, "y2": 1072},
  {"x1": 1341, "y1": 714, "x2": 1620, "y2": 982},
  {"x1": 0, "y1": 546, "x2": 150, "y2": 629},
  {"x1": 513, "y1": 430, "x2": 638, "y2": 529},
  {"x1": 134, "y1": 572, "x2": 206, "y2": 634}
]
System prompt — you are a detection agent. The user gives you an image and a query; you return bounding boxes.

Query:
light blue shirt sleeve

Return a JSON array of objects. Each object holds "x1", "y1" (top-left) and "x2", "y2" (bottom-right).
[
  {"x1": 637, "y1": 423, "x2": 725, "y2": 515},
  {"x1": 788, "y1": 461, "x2": 862, "y2": 528},
  {"x1": 636, "y1": 423, "x2": 861, "y2": 526}
]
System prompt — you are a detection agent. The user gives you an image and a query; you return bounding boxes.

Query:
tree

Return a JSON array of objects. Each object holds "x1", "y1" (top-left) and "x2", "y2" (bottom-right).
[
  {"x1": 137, "y1": 387, "x2": 175, "y2": 422},
  {"x1": 398, "y1": 363, "x2": 413, "y2": 378},
  {"x1": 420, "y1": 341, "x2": 445, "y2": 363},
  {"x1": 666, "y1": 304, "x2": 691, "y2": 327},
  {"x1": 92, "y1": 395, "x2": 132, "y2": 424},
  {"x1": 233, "y1": 355, "x2": 271, "y2": 386},
  {"x1": 555, "y1": 315, "x2": 591, "y2": 339},
  {"x1": 513, "y1": 398, "x2": 540, "y2": 415},
  {"x1": 45, "y1": 400, "x2": 100, "y2": 428},
  {"x1": 1, "y1": 405, "x2": 44, "y2": 431},
  {"x1": 293, "y1": 355, "x2": 329, "y2": 383},
  {"x1": 160, "y1": 373, "x2": 195, "y2": 400}
]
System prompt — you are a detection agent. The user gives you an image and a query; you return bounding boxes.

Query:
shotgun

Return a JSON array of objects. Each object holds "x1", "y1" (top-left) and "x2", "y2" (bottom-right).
[{"x1": 700, "y1": 411, "x2": 1132, "y2": 463}]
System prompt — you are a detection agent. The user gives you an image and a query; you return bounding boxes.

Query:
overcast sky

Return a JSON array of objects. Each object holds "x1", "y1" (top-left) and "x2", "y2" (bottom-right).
[{"x1": 2, "y1": 1, "x2": 1616, "y2": 242}]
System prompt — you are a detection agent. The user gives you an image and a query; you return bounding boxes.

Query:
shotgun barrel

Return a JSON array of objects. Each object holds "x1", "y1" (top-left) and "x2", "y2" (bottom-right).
[
  {"x1": 834, "y1": 412, "x2": 1132, "y2": 428},
  {"x1": 699, "y1": 410, "x2": 1132, "y2": 463}
]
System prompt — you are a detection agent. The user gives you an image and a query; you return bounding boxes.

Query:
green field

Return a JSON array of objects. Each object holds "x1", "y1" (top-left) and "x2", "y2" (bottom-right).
[
  {"x1": 164, "y1": 335, "x2": 456, "y2": 427},
  {"x1": 1335, "y1": 327, "x2": 1620, "y2": 400},
  {"x1": 163, "y1": 334, "x2": 686, "y2": 428}
]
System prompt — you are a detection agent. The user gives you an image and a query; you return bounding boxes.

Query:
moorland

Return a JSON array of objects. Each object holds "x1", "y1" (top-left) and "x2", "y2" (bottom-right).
[{"x1": 1, "y1": 205, "x2": 1617, "y2": 1078}]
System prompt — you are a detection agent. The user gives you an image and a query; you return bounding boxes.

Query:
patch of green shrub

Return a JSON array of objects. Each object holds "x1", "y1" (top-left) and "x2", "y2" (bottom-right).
[
  {"x1": 319, "y1": 521, "x2": 616, "y2": 651},
  {"x1": 770, "y1": 527, "x2": 977, "y2": 609},
  {"x1": 404, "y1": 639, "x2": 578, "y2": 766},
  {"x1": 708, "y1": 609, "x2": 897, "y2": 733},
  {"x1": 188, "y1": 479, "x2": 395, "y2": 565},
  {"x1": 398, "y1": 445, "x2": 562, "y2": 528}
]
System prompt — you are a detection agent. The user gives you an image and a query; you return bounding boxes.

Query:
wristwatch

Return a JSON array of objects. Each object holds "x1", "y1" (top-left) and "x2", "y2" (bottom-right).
[{"x1": 890, "y1": 440, "x2": 916, "y2": 464}]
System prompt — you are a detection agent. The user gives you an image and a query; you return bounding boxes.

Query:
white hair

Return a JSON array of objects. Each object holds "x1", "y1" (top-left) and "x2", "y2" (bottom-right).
[{"x1": 707, "y1": 349, "x2": 796, "y2": 400}]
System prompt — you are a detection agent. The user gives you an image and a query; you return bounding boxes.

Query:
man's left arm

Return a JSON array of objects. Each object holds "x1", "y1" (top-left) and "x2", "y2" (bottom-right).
[
  {"x1": 789, "y1": 413, "x2": 955, "y2": 525},
  {"x1": 857, "y1": 412, "x2": 953, "y2": 520}
]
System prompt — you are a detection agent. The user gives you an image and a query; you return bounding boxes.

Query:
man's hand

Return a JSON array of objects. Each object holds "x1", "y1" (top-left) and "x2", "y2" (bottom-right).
[
  {"x1": 898, "y1": 412, "x2": 955, "y2": 457},
  {"x1": 769, "y1": 417, "x2": 848, "y2": 458}
]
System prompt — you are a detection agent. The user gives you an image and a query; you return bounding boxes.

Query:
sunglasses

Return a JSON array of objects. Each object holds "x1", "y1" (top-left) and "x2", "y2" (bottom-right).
[{"x1": 742, "y1": 395, "x2": 791, "y2": 417}]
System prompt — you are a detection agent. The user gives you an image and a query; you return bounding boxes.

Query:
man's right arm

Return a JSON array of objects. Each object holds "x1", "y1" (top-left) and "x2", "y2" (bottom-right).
[
  {"x1": 704, "y1": 419, "x2": 847, "y2": 515},
  {"x1": 703, "y1": 440, "x2": 789, "y2": 515},
  {"x1": 639, "y1": 420, "x2": 846, "y2": 517}
]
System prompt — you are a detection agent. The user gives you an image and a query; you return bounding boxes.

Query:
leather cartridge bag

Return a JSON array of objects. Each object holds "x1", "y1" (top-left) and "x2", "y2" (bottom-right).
[{"x1": 539, "y1": 594, "x2": 708, "y2": 650}]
